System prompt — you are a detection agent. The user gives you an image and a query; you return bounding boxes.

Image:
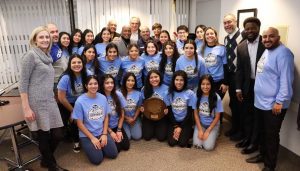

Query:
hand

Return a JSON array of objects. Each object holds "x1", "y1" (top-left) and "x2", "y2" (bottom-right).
[
  {"x1": 116, "y1": 131, "x2": 123, "y2": 142},
  {"x1": 272, "y1": 103, "x2": 283, "y2": 115},
  {"x1": 110, "y1": 131, "x2": 118, "y2": 142},
  {"x1": 140, "y1": 106, "x2": 144, "y2": 113},
  {"x1": 164, "y1": 108, "x2": 168, "y2": 115},
  {"x1": 126, "y1": 117, "x2": 136, "y2": 126},
  {"x1": 198, "y1": 130, "x2": 204, "y2": 140},
  {"x1": 24, "y1": 107, "x2": 36, "y2": 122},
  {"x1": 203, "y1": 130, "x2": 210, "y2": 140},
  {"x1": 236, "y1": 92, "x2": 243, "y2": 102},
  {"x1": 219, "y1": 84, "x2": 228, "y2": 94},
  {"x1": 173, "y1": 127, "x2": 182, "y2": 141},
  {"x1": 99, "y1": 135, "x2": 107, "y2": 147},
  {"x1": 91, "y1": 136, "x2": 101, "y2": 149}
]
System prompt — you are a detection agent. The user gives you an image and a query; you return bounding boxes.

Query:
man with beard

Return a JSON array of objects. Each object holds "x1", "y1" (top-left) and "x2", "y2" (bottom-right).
[
  {"x1": 235, "y1": 17, "x2": 265, "y2": 156},
  {"x1": 113, "y1": 25, "x2": 134, "y2": 58},
  {"x1": 253, "y1": 27, "x2": 294, "y2": 171}
]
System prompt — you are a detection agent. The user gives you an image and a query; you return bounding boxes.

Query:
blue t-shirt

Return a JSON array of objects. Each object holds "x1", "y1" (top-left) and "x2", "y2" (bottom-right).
[
  {"x1": 95, "y1": 43, "x2": 108, "y2": 57},
  {"x1": 175, "y1": 55, "x2": 207, "y2": 90},
  {"x1": 121, "y1": 56, "x2": 145, "y2": 89},
  {"x1": 176, "y1": 39, "x2": 185, "y2": 55},
  {"x1": 50, "y1": 43, "x2": 62, "y2": 63},
  {"x1": 162, "y1": 57, "x2": 174, "y2": 86},
  {"x1": 57, "y1": 75, "x2": 84, "y2": 103},
  {"x1": 141, "y1": 84, "x2": 169, "y2": 101},
  {"x1": 72, "y1": 46, "x2": 79, "y2": 55},
  {"x1": 195, "y1": 39, "x2": 203, "y2": 55},
  {"x1": 98, "y1": 56, "x2": 122, "y2": 82},
  {"x1": 200, "y1": 45, "x2": 227, "y2": 82},
  {"x1": 77, "y1": 45, "x2": 84, "y2": 55},
  {"x1": 141, "y1": 53, "x2": 161, "y2": 77},
  {"x1": 107, "y1": 91, "x2": 127, "y2": 129},
  {"x1": 86, "y1": 60, "x2": 98, "y2": 76},
  {"x1": 72, "y1": 93, "x2": 111, "y2": 137},
  {"x1": 165, "y1": 90, "x2": 196, "y2": 122},
  {"x1": 198, "y1": 94, "x2": 223, "y2": 127},
  {"x1": 62, "y1": 49, "x2": 70, "y2": 60},
  {"x1": 123, "y1": 90, "x2": 142, "y2": 117}
]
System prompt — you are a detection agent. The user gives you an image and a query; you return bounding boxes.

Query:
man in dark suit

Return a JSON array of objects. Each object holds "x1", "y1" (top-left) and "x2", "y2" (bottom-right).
[{"x1": 235, "y1": 17, "x2": 265, "y2": 156}]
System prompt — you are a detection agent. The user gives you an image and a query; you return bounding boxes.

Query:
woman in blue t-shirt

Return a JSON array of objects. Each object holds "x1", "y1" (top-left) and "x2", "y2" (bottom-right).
[
  {"x1": 141, "y1": 70, "x2": 169, "y2": 141},
  {"x1": 70, "y1": 29, "x2": 83, "y2": 54},
  {"x1": 194, "y1": 24, "x2": 206, "y2": 55},
  {"x1": 57, "y1": 54, "x2": 87, "y2": 153},
  {"x1": 166, "y1": 70, "x2": 196, "y2": 147},
  {"x1": 72, "y1": 75, "x2": 118, "y2": 165},
  {"x1": 193, "y1": 74, "x2": 223, "y2": 151},
  {"x1": 82, "y1": 44, "x2": 100, "y2": 77},
  {"x1": 120, "y1": 72, "x2": 142, "y2": 140},
  {"x1": 141, "y1": 40, "x2": 162, "y2": 78},
  {"x1": 159, "y1": 40, "x2": 180, "y2": 86},
  {"x1": 77, "y1": 29, "x2": 94, "y2": 55},
  {"x1": 95, "y1": 27, "x2": 112, "y2": 57},
  {"x1": 58, "y1": 32, "x2": 72, "y2": 60},
  {"x1": 99, "y1": 74, "x2": 130, "y2": 152}
]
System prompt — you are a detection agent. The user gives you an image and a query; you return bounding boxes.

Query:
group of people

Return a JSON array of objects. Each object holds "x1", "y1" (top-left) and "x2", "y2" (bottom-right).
[{"x1": 18, "y1": 14, "x2": 294, "y2": 171}]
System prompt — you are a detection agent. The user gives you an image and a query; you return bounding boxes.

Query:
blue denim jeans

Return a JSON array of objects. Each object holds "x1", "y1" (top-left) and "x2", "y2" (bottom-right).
[
  {"x1": 80, "y1": 134, "x2": 118, "y2": 165},
  {"x1": 123, "y1": 118, "x2": 142, "y2": 140},
  {"x1": 193, "y1": 124, "x2": 220, "y2": 151}
]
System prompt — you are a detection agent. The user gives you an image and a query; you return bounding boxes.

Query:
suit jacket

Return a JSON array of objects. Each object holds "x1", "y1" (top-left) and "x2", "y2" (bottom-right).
[{"x1": 236, "y1": 36, "x2": 265, "y2": 95}]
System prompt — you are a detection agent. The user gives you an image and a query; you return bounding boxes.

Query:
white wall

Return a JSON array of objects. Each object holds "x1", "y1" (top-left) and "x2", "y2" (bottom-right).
[{"x1": 196, "y1": 0, "x2": 300, "y2": 156}]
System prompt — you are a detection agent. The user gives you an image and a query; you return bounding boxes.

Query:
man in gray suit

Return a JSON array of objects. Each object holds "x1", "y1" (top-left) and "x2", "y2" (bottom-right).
[{"x1": 113, "y1": 25, "x2": 133, "y2": 58}]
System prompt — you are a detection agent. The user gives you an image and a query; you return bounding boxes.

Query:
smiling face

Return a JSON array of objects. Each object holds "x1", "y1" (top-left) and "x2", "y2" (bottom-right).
[
  {"x1": 174, "y1": 75, "x2": 184, "y2": 91},
  {"x1": 164, "y1": 45, "x2": 174, "y2": 57},
  {"x1": 159, "y1": 32, "x2": 169, "y2": 44},
  {"x1": 121, "y1": 26, "x2": 131, "y2": 39},
  {"x1": 130, "y1": 18, "x2": 140, "y2": 32},
  {"x1": 104, "y1": 77, "x2": 114, "y2": 93},
  {"x1": 108, "y1": 20, "x2": 117, "y2": 33},
  {"x1": 244, "y1": 22, "x2": 259, "y2": 42},
  {"x1": 129, "y1": 46, "x2": 139, "y2": 60},
  {"x1": 262, "y1": 28, "x2": 280, "y2": 50},
  {"x1": 60, "y1": 34, "x2": 70, "y2": 48},
  {"x1": 196, "y1": 27, "x2": 204, "y2": 40},
  {"x1": 200, "y1": 78, "x2": 211, "y2": 96},
  {"x1": 184, "y1": 43, "x2": 195, "y2": 58},
  {"x1": 35, "y1": 31, "x2": 51, "y2": 52},
  {"x1": 205, "y1": 28, "x2": 217, "y2": 46},
  {"x1": 223, "y1": 15, "x2": 237, "y2": 34},
  {"x1": 146, "y1": 42, "x2": 157, "y2": 56},
  {"x1": 178, "y1": 30, "x2": 188, "y2": 41},
  {"x1": 106, "y1": 47, "x2": 118, "y2": 61},
  {"x1": 73, "y1": 32, "x2": 81, "y2": 44},
  {"x1": 102, "y1": 30, "x2": 111, "y2": 43},
  {"x1": 85, "y1": 32, "x2": 94, "y2": 44},
  {"x1": 70, "y1": 57, "x2": 83, "y2": 73},
  {"x1": 126, "y1": 75, "x2": 136, "y2": 90},
  {"x1": 149, "y1": 72, "x2": 160, "y2": 87},
  {"x1": 84, "y1": 47, "x2": 96, "y2": 62},
  {"x1": 47, "y1": 24, "x2": 59, "y2": 43},
  {"x1": 86, "y1": 78, "x2": 99, "y2": 94}
]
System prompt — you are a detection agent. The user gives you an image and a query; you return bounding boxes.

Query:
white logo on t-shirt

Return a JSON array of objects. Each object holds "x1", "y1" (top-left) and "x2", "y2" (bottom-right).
[
  {"x1": 106, "y1": 66, "x2": 119, "y2": 77},
  {"x1": 152, "y1": 92, "x2": 163, "y2": 100},
  {"x1": 145, "y1": 60, "x2": 159, "y2": 72},
  {"x1": 257, "y1": 55, "x2": 266, "y2": 73},
  {"x1": 199, "y1": 102, "x2": 210, "y2": 116},
  {"x1": 165, "y1": 63, "x2": 173, "y2": 76},
  {"x1": 172, "y1": 97, "x2": 187, "y2": 111},
  {"x1": 108, "y1": 100, "x2": 117, "y2": 116},
  {"x1": 204, "y1": 53, "x2": 217, "y2": 67},
  {"x1": 185, "y1": 65, "x2": 196, "y2": 78},
  {"x1": 125, "y1": 98, "x2": 136, "y2": 112},
  {"x1": 128, "y1": 65, "x2": 142, "y2": 76},
  {"x1": 88, "y1": 104, "x2": 104, "y2": 120}
]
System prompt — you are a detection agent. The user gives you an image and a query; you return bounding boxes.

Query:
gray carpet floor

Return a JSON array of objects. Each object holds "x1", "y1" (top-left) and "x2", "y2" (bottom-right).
[{"x1": 1, "y1": 123, "x2": 299, "y2": 171}]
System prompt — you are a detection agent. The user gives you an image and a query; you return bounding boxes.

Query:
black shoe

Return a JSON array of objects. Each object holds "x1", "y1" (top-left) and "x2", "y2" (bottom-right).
[
  {"x1": 229, "y1": 132, "x2": 243, "y2": 141},
  {"x1": 224, "y1": 129, "x2": 236, "y2": 137},
  {"x1": 48, "y1": 164, "x2": 69, "y2": 171},
  {"x1": 235, "y1": 138, "x2": 250, "y2": 148},
  {"x1": 246, "y1": 154, "x2": 264, "y2": 163},
  {"x1": 241, "y1": 144, "x2": 258, "y2": 154},
  {"x1": 262, "y1": 167, "x2": 274, "y2": 171}
]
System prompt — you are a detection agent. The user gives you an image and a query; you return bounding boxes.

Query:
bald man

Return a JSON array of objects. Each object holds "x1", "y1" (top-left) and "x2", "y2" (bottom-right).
[
  {"x1": 137, "y1": 26, "x2": 152, "y2": 55},
  {"x1": 247, "y1": 27, "x2": 294, "y2": 171},
  {"x1": 113, "y1": 25, "x2": 134, "y2": 57},
  {"x1": 107, "y1": 19, "x2": 121, "y2": 39}
]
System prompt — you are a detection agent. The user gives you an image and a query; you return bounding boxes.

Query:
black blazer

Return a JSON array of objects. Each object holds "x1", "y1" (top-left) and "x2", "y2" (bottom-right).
[{"x1": 235, "y1": 36, "x2": 265, "y2": 95}]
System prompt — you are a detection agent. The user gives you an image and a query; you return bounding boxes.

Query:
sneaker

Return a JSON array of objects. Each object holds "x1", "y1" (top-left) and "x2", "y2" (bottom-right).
[{"x1": 73, "y1": 142, "x2": 80, "y2": 153}]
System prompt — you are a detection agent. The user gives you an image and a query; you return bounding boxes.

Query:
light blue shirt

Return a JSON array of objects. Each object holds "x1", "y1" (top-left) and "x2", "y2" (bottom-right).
[
  {"x1": 141, "y1": 53, "x2": 161, "y2": 77},
  {"x1": 162, "y1": 57, "x2": 174, "y2": 86},
  {"x1": 254, "y1": 44, "x2": 294, "y2": 110},
  {"x1": 198, "y1": 94, "x2": 223, "y2": 126},
  {"x1": 195, "y1": 38, "x2": 203, "y2": 55},
  {"x1": 77, "y1": 45, "x2": 84, "y2": 55},
  {"x1": 98, "y1": 56, "x2": 122, "y2": 82},
  {"x1": 200, "y1": 45, "x2": 227, "y2": 82},
  {"x1": 121, "y1": 56, "x2": 145, "y2": 89},
  {"x1": 57, "y1": 75, "x2": 84, "y2": 103},
  {"x1": 175, "y1": 55, "x2": 207, "y2": 90},
  {"x1": 95, "y1": 43, "x2": 108, "y2": 57},
  {"x1": 72, "y1": 46, "x2": 79, "y2": 55},
  {"x1": 141, "y1": 84, "x2": 169, "y2": 101},
  {"x1": 165, "y1": 90, "x2": 196, "y2": 122},
  {"x1": 123, "y1": 90, "x2": 142, "y2": 117},
  {"x1": 72, "y1": 93, "x2": 111, "y2": 137},
  {"x1": 107, "y1": 91, "x2": 127, "y2": 129}
]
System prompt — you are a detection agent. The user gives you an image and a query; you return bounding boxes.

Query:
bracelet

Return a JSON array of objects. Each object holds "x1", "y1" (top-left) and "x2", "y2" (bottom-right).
[
  {"x1": 101, "y1": 134, "x2": 107, "y2": 136},
  {"x1": 117, "y1": 128, "x2": 122, "y2": 131}
]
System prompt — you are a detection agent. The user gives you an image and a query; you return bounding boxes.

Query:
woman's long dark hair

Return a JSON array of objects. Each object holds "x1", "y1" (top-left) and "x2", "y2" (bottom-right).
[
  {"x1": 82, "y1": 29, "x2": 94, "y2": 45},
  {"x1": 144, "y1": 70, "x2": 162, "y2": 99},
  {"x1": 159, "y1": 40, "x2": 179, "y2": 74},
  {"x1": 168, "y1": 70, "x2": 188, "y2": 100},
  {"x1": 201, "y1": 27, "x2": 221, "y2": 57},
  {"x1": 82, "y1": 44, "x2": 100, "y2": 76},
  {"x1": 105, "y1": 43, "x2": 119, "y2": 57},
  {"x1": 157, "y1": 30, "x2": 171, "y2": 51},
  {"x1": 63, "y1": 54, "x2": 87, "y2": 93},
  {"x1": 94, "y1": 27, "x2": 112, "y2": 44},
  {"x1": 184, "y1": 39, "x2": 198, "y2": 73},
  {"x1": 196, "y1": 74, "x2": 217, "y2": 115},
  {"x1": 83, "y1": 75, "x2": 99, "y2": 92},
  {"x1": 99, "y1": 74, "x2": 122, "y2": 116},
  {"x1": 70, "y1": 28, "x2": 83, "y2": 49},
  {"x1": 120, "y1": 72, "x2": 138, "y2": 98},
  {"x1": 58, "y1": 32, "x2": 72, "y2": 54}
]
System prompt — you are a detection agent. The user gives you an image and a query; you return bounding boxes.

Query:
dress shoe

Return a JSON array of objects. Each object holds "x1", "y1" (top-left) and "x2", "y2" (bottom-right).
[
  {"x1": 229, "y1": 132, "x2": 243, "y2": 141},
  {"x1": 262, "y1": 167, "x2": 274, "y2": 171},
  {"x1": 246, "y1": 154, "x2": 264, "y2": 163},
  {"x1": 235, "y1": 138, "x2": 250, "y2": 148},
  {"x1": 224, "y1": 129, "x2": 236, "y2": 137},
  {"x1": 241, "y1": 144, "x2": 258, "y2": 154}
]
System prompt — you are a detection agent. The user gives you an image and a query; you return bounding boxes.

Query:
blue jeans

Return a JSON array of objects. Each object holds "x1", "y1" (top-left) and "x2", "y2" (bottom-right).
[
  {"x1": 123, "y1": 118, "x2": 142, "y2": 140},
  {"x1": 80, "y1": 135, "x2": 118, "y2": 165},
  {"x1": 193, "y1": 124, "x2": 219, "y2": 151}
]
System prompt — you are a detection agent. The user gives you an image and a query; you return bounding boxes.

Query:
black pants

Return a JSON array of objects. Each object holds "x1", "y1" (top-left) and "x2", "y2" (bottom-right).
[
  {"x1": 58, "y1": 103, "x2": 79, "y2": 142},
  {"x1": 111, "y1": 127, "x2": 130, "y2": 152},
  {"x1": 213, "y1": 81, "x2": 225, "y2": 124},
  {"x1": 142, "y1": 116, "x2": 168, "y2": 141},
  {"x1": 255, "y1": 107, "x2": 287, "y2": 169},
  {"x1": 167, "y1": 123, "x2": 193, "y2": 147},
  {"x1": 227, "y1": 72, "x2": 242, "y2": 133},
  {"x1": 34, "y1": 127, "x2": 63, "y2": 168}
]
